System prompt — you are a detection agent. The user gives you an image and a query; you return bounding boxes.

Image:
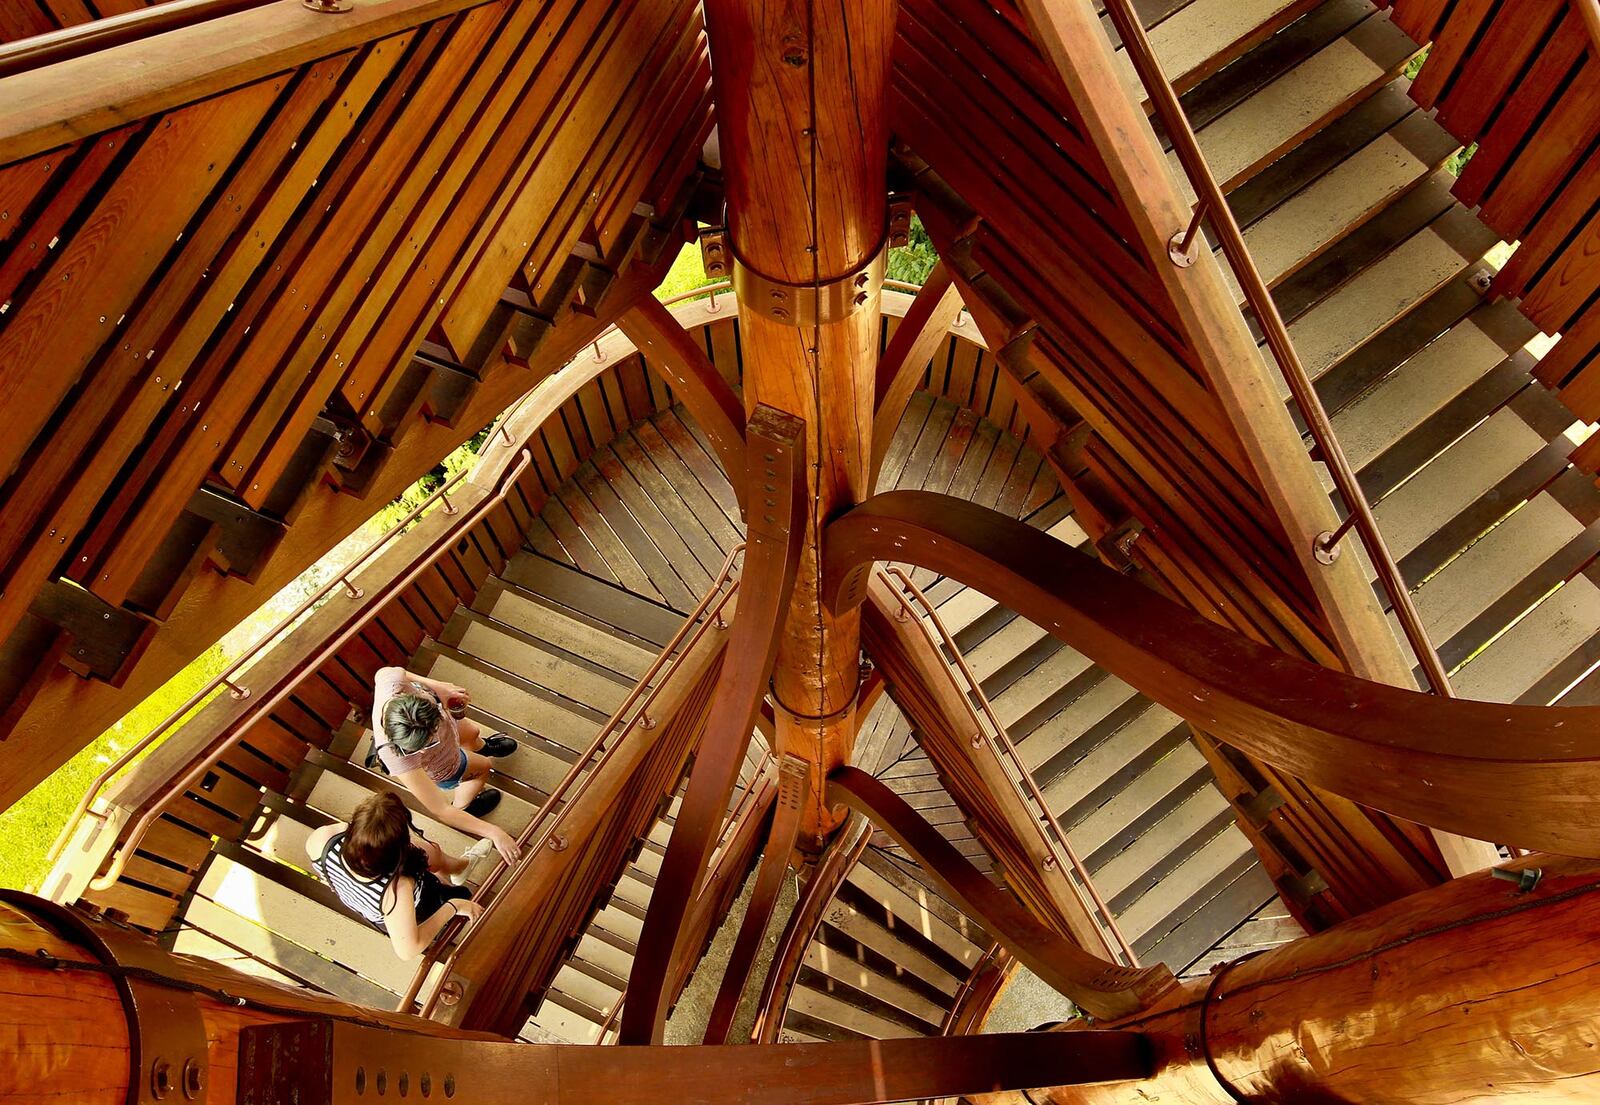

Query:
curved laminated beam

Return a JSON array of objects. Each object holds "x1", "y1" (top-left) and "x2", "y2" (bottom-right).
[
  {"x1": 620, "y1": 405, "x2": 808, "y2": 1045},
  {"x1": 822, "y1": 491, "x2": 1600, "y2": 857},
  {"x1": 750, "y1": 810, "x2": 871, "y2": 1043},
  {"x1": 615, "y1": 295, "x2": 748, "y2": 515},
  {"x1": 703, "y1": 755, "x2": 809, "y2": 1043},
  {"x1": 827, "y1": 767, "x2": 1177, "y2": 1020}
]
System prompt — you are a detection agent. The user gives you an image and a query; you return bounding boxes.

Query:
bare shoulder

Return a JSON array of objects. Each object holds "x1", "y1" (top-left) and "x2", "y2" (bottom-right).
[{"x1": 305, "y1": 821, "x2": 344, "y2": 860}]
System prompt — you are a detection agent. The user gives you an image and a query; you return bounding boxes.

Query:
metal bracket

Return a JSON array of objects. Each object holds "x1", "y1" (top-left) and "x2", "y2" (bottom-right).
[
  {"x1": 699, "y1": 228, "x2": 730, "y2": 281},
  {"x1": 730, "y1": 239, "x2": 886, "y2": 327},
  {"x1": 887, "y1": 196, "x2": 914, "y2": 248},
  {"x1": 1241, "y1": 784, "x2": 1286, "y2": 826},
  {"x1": 1095, "y1": 517, "x2": 1145, "y2": 572}
]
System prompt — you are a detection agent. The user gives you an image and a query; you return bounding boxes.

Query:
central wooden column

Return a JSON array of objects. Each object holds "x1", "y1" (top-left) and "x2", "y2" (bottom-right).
[{"x1": 704, "y1": 0, "x2": 894, "y2": 840}]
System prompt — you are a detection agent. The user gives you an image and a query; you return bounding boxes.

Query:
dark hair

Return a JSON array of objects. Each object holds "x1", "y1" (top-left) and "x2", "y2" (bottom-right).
[
  {"x1": 343, "y1": 793, "x2": 427, "y2": 914},
  {"x1": 382, "y1": 693, "x2": 442, "y2": 753}
]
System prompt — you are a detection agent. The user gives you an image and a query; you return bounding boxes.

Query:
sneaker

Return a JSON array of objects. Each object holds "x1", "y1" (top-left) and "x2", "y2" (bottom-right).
[
  {"x1": 449, "y1": 838, "x2": 496, "y2": 886},
  {"x1": 480, "y1": 733, "x2": 518, "y2": 758},
  {"x1": 464, "y1": 787, "x2": 501, "y2": 817}
]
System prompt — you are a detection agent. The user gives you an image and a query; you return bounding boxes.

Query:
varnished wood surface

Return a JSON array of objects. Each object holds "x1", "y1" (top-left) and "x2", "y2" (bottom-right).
[{"x1": 826, "y1": 491, "x2": 1600, "y2": 857}]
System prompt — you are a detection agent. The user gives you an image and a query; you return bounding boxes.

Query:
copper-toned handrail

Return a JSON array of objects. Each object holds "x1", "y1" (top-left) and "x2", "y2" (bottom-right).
[
  {"x1": 78, "y1": 450, "x2": 535, "y2": 893},
  {"x1": 403, "y1": 543, "x2": 747, "y2": 1017},
  {"x1": 47, "y1": 434, "x2": 527, "y2": 876},
  {"x1": 1100, "y1": 0, "x2": 1454, "y2": 698},
  {"x1": 880, "y1": 565, "x2": 1139, "y2": 968}
]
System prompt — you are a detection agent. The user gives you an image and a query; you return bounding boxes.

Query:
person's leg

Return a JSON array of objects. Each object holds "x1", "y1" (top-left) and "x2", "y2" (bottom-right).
[
  {"x1": 450, "y1": 752, "x2": 492, "y2": 810},
  {"x1": 458, "y1": 717, "x2": 484, "y2": 752}
]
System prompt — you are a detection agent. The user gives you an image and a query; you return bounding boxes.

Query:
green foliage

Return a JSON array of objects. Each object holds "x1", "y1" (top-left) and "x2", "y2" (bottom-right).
[
  {"x1": 0, "y1": 645, "x2": 230, "y2": 892},
  {"x1": 887, "y1": 216, "x2": 938, "y2": 286},
  {"x1": 655, "y1": 242, "x2": 717, "y2": 301},
  {"x1": 1402, "y1": 45, "x2": 1429, "y2": 80},
  {"x1": 1446, "y1": 142, "x2": 1476, "y2": 177}
]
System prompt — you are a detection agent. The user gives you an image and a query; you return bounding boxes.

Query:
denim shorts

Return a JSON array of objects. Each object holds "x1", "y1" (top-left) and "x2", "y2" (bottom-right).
[{"x1": 434, "y1": 749, "x2": 470, "y2": 791}]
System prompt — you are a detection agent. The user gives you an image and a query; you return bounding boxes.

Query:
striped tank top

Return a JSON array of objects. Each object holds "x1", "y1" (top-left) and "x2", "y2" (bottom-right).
[{"x1": 312, "y1": 832, "x2": 423, "y2": 932}]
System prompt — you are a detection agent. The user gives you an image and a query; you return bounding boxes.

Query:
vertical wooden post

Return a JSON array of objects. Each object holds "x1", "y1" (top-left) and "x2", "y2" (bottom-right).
[{"x1": 702, "y1": 0, "x2": 896, "y2": 842}]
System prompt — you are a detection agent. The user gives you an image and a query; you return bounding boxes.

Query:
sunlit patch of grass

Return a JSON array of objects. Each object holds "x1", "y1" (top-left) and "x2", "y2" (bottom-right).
[{"x1": 0, "y1": 645, "x2": 229, "y2": 893}]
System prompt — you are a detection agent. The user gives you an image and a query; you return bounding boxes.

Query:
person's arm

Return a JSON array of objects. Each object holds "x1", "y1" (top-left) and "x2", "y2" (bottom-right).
[
  {"x1": 393, "y1": 768, "x2": 520, "y2": 863},
  {"x1": 400, "y1": 669, "x2": 470, "y2": 708},
  {"x1": 386, "y1": 887, "x2": 484, "y2": 960}
]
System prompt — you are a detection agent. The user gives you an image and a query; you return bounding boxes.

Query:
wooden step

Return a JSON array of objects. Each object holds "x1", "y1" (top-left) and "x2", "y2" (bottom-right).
[
  {"x1": 1286, "y1": 204, "x2": 1496, "y2": 389},
  {"x1": 418, "y1": 645, "x2": 604, "y2": 755},
  {"x1": 1223, "y1": 107, "x2": 1457, "y2": 301},
  {"x1": 1182, "y1": 4, "x2": 1418, "y2": 197}
]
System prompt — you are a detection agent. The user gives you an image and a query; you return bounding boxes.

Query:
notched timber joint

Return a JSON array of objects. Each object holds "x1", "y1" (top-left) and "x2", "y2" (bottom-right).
[{"x1": 29, "y1": 578, "x2": 152, "y2": 684}]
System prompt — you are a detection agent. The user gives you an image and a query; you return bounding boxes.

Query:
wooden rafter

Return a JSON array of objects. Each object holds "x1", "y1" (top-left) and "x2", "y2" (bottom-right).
[{"x1": 825, "y1": 491, "x2": 1600, "y2": 857}]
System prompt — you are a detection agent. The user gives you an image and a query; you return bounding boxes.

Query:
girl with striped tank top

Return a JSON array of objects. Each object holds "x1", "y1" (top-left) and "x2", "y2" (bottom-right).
[{"x1": 307, "y1": 792, "x2": 491, "y2": 960}]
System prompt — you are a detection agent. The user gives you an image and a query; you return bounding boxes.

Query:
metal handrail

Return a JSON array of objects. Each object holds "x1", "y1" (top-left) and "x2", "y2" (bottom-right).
[
  {"x1": 46, "y1": 440, "x2": 521, "y2": 874},
  {"x1": 49, "y1": 282, "x2": 742, "y2": 878},
  {"x1": 80, "y1": 450, "x2": 537, "y2": 893},
  {"x1": 404, "y1": 543, "x2": 746, "y2": 1017},
  {"x1": 1100, "y1": 0, "x2": 1455, "y2": 697},
  {"x1": 879, "y1": 565, "x2": 1140, "y2": 967}
]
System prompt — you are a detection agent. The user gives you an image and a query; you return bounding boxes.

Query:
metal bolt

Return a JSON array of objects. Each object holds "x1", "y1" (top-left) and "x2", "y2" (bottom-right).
[
  {"x1": 182, "y1": 1060, "x2": 204, "y2": 1100},
  {"x1": 639, "y1": 714, "x2": 657, "y2": 730},
  {"x1": 548, "y1": 833, "x2": 568, "y2": 851},
  {"x1": 439, "y1": 980, "x2": 464, "y2": 1007},
  {"x1": 151, "y1": 1059, "x2": 173, "y2": 1100}
]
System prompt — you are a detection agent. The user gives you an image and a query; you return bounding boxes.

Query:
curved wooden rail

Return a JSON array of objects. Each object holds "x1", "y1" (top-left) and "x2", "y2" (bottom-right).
[
  {"x1": 822, "y1": 491, "x2": 1600, "y2": 858},
  {"x1": 827, "y1": 767, "x2": 1176, "y2": 1021}
]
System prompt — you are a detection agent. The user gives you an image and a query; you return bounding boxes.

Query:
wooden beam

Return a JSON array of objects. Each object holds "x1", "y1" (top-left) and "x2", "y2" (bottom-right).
[
  {"x1": 827, "y1": 766, "x2": 1177, "y2": 1020},
  {"x1": 750, "y1": 811, "x2": 872, "y2": 1043},
  {"x1": 859, "y1": 572, "x2": 1119, "y2": 960},
  {"x1": 235, "y1": 1019, "x2": 1152, "y2": 1105},
  {"x1": 615, "y1": 294, "x2": 748, "y2": 514},
  {"x1": 620, "y1": 405, "x2": 807, "y2": 1045},
  {"x1": 823, "y1": 491, "x2": 1600, "y2": 857},
  {"x1": 871, "y1": 261, "x2": 963, "y2": 482},
  {"x1": 703, "y1": 755, "x2": 808, "y2": 1043},
  {"x1": 1022, "y1": 854, "x2": 1600, "y2": 1105},
  {"x1": 705, "y1": 0, "x2": 895, "y2": 838},
  {"x1": 0, "y1": 0, "x2": 496, "y2": 163}
]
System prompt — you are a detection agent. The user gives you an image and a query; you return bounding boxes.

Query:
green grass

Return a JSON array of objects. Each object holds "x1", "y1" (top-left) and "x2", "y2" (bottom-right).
[
  {"x1": 654, "y1": 242, "x2": 717, "y2": 301},
  {"x1": 0, "y1": 644, "x2": 230, "y2": 893}
]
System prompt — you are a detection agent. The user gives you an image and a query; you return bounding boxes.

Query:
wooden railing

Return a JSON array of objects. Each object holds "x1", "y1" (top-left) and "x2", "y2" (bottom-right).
[
  {"x1": 0, "y1": 0, "x2": 272, "y2": 78},
  {"x1": 1100, "y1": 0, "x2": 1454, "y2": 698},
  {"x1": 404, "y1": 543, "x2": 747, "y2": 1018},
  {"x1": 877, "y1": 565, "x2": 1139, "y2": 967},
  {"x1": 64, "y1": 449, "x2": 535, "y2": 895}
]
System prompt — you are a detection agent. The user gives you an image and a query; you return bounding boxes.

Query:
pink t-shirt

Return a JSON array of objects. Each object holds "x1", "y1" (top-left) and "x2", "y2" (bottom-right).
[{"x1": 371, "y1": 670, "x2": 462, "y2": 781}]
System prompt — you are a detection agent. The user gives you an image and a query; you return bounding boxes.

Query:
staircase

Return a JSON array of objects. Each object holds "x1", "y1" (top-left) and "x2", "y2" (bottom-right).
[
  {"x1": 1148, "y1": 0, "x2": 1600, "y2": 705},
  {"x1": 165, "y1": 543, "x2": 762, "y2": 1041}
]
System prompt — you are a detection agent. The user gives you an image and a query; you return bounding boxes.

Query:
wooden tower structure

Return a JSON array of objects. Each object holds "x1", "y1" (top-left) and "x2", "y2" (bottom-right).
[{"x1": 4, "y1": 0, "x2": 1600, "y2": 1101}]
